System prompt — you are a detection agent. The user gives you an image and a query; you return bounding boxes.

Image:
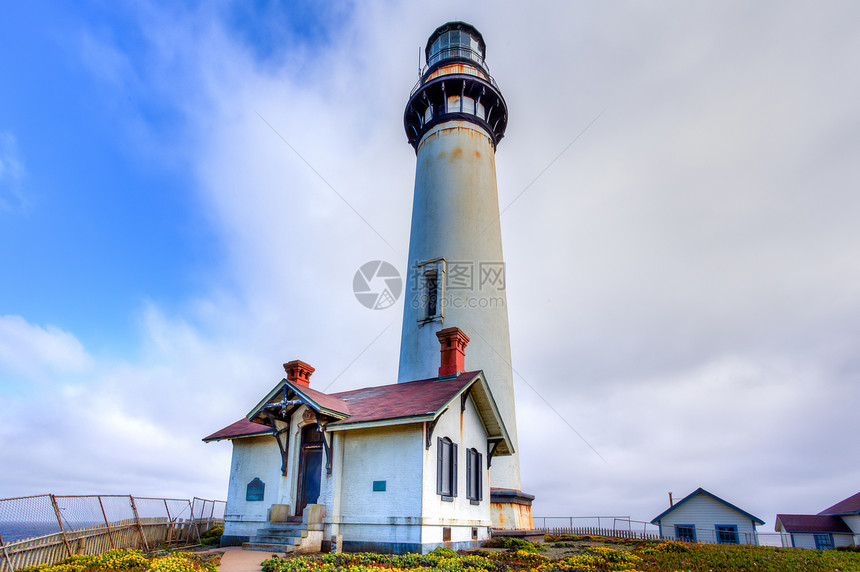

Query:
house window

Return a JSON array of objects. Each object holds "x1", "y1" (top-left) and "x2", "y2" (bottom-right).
[
  {"x1": 436, "y1": 436, "x2": 457, "y2": 499},
  {"x1": 466, "y1": 447, "x2": 482, "y2": 504},
  {"x1": 675, "y1": 525, "x2": 696, "y2": 542},
  {"x1": 814, "y1": 533, "x2": 834, "y2": 550},
  {"x1": 716, "y1": 525, "x2": 739, "y2": 544}
]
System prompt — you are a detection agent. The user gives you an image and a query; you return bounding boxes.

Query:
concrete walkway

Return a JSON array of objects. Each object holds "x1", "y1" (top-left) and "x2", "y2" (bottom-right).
[{"x1": 208, "y1": 547, "x2": 283, "y2": 572}]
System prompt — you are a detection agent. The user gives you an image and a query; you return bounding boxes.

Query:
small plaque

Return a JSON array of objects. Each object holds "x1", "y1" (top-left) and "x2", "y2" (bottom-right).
[
  {"x1": 372, "y1": 480, "x2": 386, "y2": 492},
  {"x1": 246, "y1": 477, "x2": 265, "y2": 501}
]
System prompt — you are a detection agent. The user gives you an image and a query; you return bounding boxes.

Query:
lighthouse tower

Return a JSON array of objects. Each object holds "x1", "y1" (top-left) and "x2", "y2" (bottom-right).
[{"x1": 399, "y1": 22, "x2": 532, "y2": 527}]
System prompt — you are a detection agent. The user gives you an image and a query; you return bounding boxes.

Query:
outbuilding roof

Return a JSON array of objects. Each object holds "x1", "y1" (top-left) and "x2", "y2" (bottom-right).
[
  {"x1": 650, "y1": 487, "x2": 765, "y2": 526},
  {"x1": 819, "y1": 491, "x2": 860, "y2": 516},
  {"x1": 776, "y1": 514, "x2": 853, "y2": 534}
]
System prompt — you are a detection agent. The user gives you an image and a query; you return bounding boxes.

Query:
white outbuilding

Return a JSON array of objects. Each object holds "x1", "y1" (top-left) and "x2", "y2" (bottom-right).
[
  {"x1": 650, "y1": 487, "x2": 765, "y2": 545},
  {"x1": 204, "y1": 327, "x2": 517, "y2": 554}
]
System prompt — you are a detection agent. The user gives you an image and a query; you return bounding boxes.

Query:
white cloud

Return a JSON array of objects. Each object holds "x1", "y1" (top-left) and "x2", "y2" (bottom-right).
[
  {"x1": 4, "y1": 0, "x2": 860, "y2": 527},
  {"x1": 0, "y1": 315, "x2": 93, "y2": 383}
]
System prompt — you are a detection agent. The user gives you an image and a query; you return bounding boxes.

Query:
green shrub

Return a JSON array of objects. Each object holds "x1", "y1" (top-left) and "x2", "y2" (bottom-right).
[
  {"x1": 482, "y1": 537, "x2": 545, "y2": 552},
  {"x1": 199, "y1": 525, "x2": 223, "y2": 546}
]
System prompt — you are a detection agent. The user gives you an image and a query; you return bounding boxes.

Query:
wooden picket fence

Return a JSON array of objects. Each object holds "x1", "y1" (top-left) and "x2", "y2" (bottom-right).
[
  {"x1": 543, "y1": 526, "x2": 662, "y2": 541},
  {"x1": 0, "y1": 495, "x2": 225, "y2": 572}
]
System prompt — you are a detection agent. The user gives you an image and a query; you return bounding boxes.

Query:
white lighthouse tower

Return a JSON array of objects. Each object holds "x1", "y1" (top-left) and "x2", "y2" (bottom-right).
[{"x1": 399, "y1": 22, "x2": 533, "y2": 528}]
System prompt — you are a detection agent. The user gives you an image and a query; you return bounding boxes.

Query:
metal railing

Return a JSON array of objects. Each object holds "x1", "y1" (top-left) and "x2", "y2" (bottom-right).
[
  {"x1": 427, "y1": 47, "x2": 486, "y2": 69},
  {"x1": 536, "y1": 515, "x2": 658, "y2": 535},
  {"x1": 410, "y1": 54, "x2": 500, "y2": 97},
  {"x1": 536, "y1": 516, "x2": 791, "y2": 547},
  {"x1": 0, "y1": 494, "x2": 225, "y2": 572}
]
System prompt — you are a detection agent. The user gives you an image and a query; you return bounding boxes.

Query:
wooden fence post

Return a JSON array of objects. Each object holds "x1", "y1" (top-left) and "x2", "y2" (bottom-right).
[
  {"x1": 163, "y1": 500, "x2": 173, "y2": 545},
  {"x1": 190, "y1": 499, "x2": 202, "y2": 545},
  {"x1": 49, "y1": 495, "x2": 73, "y2": 557},
  {"x1": 128, "y1": 497, "x2": 149, "y2": 552},
  {"x1": 97, "y1": 496, "x2": 115, "y2": 549}
]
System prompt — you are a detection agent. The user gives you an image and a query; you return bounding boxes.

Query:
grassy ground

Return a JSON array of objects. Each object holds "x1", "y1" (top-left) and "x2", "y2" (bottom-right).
[
  {"x1": 259, "y1": 534, "x2": 860, "y2": 572},
  {"x1": 13, "y1": 535, "x2": 860, "y2": 572}
]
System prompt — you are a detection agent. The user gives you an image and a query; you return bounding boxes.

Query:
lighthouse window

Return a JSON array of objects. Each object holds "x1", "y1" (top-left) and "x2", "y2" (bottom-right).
[
  {"x1": 416, "y1": 258, "x2": 445, "y2": 325},
  {"x1": 429, "y1": 30, "x2": 483, "y2": 67},
  {"x1": 426, "y1": 271, "x2": 438, "y2": 318},
  {"x1": 476, "y1": 101, "x2": 485, "y2": 120},
  {"x1": 447, "y1": 95, "x2": 461, "y2": 114},
  {"x1": 462, "y1": 97, "x2": 475, "y2": 115}
]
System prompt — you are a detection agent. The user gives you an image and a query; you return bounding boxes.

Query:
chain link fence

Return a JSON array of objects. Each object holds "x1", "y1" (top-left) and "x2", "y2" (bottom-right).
[{"x1": 0, "y1": 495, "x2": 225, "y2": 572}]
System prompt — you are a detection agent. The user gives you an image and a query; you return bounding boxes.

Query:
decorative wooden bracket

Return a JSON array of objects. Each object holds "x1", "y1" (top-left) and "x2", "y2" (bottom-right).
[
  {"x1": 314, "y1": 413, "x2": 333, "y2": 475},
  {"x1": 424, "y1": 407, "x2": 448, "y2": 449},
  {"x1": 460, "y1": 386, "x2": 473, "y2": 413},
  {"x1": 264, "y1": 401, "x2": 301, "y2": 477},
  {"x1": 264, "y1": 412, "x2": 290, "y2": 476},
  {"x1": 487, "y1": 438, "x2": 503, "y2": 468}
]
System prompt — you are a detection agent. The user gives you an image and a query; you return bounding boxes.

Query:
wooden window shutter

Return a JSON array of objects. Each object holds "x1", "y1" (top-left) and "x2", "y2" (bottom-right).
[
  {"x1": 466, "y1": 449, "x2": 472, "y2": 499},
  {"x1": 436, "y1": 437, "x2": 444, "y2": 495},
  {"x1": 452, "y1": 443, "x2": 458, "y2": 497},
  {"x1": 478, "y1": 452, "x2": 483, "y2": 501}
]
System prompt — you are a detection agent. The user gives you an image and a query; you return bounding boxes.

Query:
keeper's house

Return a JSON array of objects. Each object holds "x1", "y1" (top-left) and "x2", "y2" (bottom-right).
[{"x1": 204, "y1": 327, "x2": 514, "y2": 554}]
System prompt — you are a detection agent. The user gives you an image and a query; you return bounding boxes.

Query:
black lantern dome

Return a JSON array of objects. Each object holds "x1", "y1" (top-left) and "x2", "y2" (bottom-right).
[{"x1": 404, "y1": 22, "x2": 507, "y2": 152}]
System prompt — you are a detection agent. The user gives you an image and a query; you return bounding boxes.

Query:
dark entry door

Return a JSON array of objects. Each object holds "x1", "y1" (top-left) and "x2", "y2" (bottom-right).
[{"x1": 296, "y1": 424, "x2": 323, "y2": 516}]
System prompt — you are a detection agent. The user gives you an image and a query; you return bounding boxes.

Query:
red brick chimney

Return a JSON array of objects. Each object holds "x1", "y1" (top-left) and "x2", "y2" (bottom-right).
[
  {"x1": 284, "y1": 360, "x2": 315, "y2": 387},
  {"x1": 436, "y1": 327, "x2": 470, "y2": 378}
]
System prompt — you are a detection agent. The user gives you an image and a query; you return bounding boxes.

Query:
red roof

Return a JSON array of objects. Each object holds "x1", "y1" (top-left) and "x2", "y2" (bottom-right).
[
  {"x1": 203, "y1": 371, "x2": 478, "y2": 441},
  {"x1": 328, "y1": 372, "x2": 475, "y2": 426},
  {"x1": 293, "y1": 383, "x2": 350, "y2": 416},
  {"x1": 819, "y1": 491, "x2": 860, "y2": 515},
  {"x1": 776, "y1": 514, "x2": 853, "y2": 534},
  {"x1": 203, "y1": 418, "x2": 271, "y2": 442}
]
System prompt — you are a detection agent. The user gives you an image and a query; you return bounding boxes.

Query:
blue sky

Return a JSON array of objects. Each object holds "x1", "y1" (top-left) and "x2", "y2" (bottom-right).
[
  {"x1": 2, "y1": 0, "x2": 860, "y2": 532},
  {"x1": 0, "y1": 1, "x2": 354, "y2": 353},
  {"x1": 1, "y1": 2, "x2": 212, "y2": 351}
]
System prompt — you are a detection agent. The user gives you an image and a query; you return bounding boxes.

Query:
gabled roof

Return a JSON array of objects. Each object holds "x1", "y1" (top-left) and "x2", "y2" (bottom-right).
[
  {"x1": 776, "y1": 514, "x2": 853, "y2": 534},
  {"x1": 819, "y1": 491, "x2": 860, "y2": 516},
  {"x1": 247, "y1": 378, "x2": 351, "y2": 423},
  {"x1": 203, "y1": 418, "x2": 270, "y2": 442},
  {"x1": 650, "y1": 487, "x2": 765, "y2": 526},
  {"x1": 203, "y1": 370, "x2": 514, "y2": 455}
]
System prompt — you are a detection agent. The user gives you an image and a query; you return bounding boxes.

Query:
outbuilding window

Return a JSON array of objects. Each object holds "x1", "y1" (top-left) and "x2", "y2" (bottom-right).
[
  {"x1": 466, "y1": 447, "x2": 482, "y2": 504},
  {"x1": 436, "y1": 436, "x2": 457, "y2": 500},
  {"x1": 716, "y1": 525, "x2": 739, "y2": 544},
  {"x1": 814, "y1": 533, "x2": 834, "y2": 550},
  {"x1": 675, "y1": 524, "x2": 696, "y2": 542}
]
